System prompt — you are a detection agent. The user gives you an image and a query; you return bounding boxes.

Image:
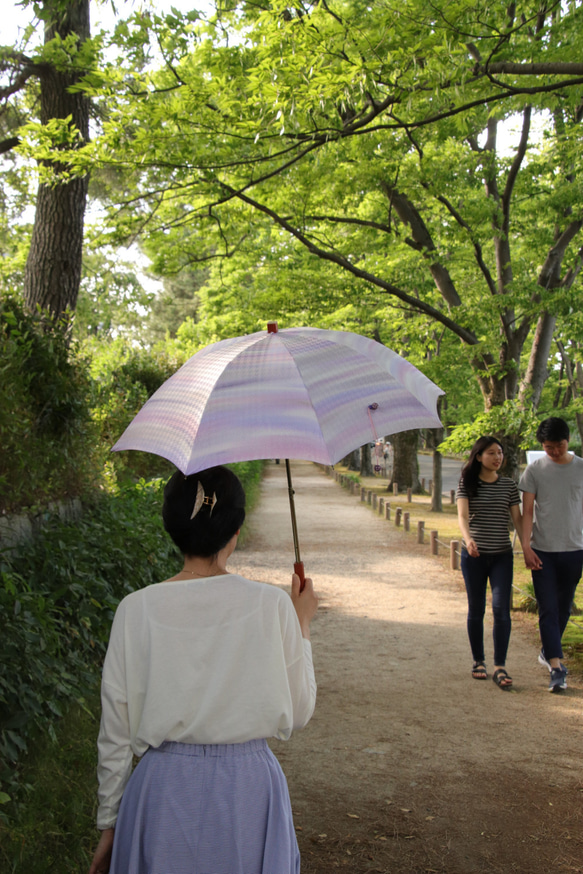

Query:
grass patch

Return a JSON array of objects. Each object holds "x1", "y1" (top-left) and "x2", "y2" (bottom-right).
[{"x1": 0, "y1": 694, "x2": 99, "y2": 873}]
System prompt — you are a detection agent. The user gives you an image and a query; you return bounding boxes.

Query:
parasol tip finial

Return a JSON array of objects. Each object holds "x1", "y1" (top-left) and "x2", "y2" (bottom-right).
[{"x1": 267, "y1": 321, "x2": 279, "y2": 334}]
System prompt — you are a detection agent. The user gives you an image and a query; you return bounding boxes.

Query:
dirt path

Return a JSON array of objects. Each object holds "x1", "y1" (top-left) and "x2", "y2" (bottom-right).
[{"x1": 230, "y1": 461, "x2": 583, "y2": 874}]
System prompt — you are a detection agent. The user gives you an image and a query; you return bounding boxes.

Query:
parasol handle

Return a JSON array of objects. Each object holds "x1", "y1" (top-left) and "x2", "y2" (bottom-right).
[
  {"x1": 285, "y1": 460, "x2": 306, "y2": 592},
  {"x1": 294, "y1": 561, "x2": 305, "y2": 592}
]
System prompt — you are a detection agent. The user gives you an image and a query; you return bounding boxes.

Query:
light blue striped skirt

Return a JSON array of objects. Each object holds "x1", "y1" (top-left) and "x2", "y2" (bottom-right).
[{"x1": 109, "y1": 739, "x2": 300, "y2": 874}]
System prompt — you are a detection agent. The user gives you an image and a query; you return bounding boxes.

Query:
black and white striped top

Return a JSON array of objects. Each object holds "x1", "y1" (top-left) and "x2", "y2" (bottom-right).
[{"x1": 456, "y1": 476, "x2": 520, "y2": 553}]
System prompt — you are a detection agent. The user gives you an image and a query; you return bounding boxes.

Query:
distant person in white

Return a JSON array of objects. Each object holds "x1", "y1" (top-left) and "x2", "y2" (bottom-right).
[{"x1": 519, "y1": 417, "x2": 583, "y2": 693}]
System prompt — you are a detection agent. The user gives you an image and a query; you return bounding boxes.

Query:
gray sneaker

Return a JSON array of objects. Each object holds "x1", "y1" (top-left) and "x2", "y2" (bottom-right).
[
  {"x1": 548, "y1": 667, "x2": 568, "y2": 693},
  {"x1": 539, "y1": 651, "x2": 567, "y2": 674}
]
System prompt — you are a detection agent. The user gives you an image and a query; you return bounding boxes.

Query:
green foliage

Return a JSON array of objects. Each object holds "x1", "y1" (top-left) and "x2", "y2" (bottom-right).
[
  {"x1": 88, "y1": 339, "x2": 187, "y2": 482},
  {"x1": 41, "y1": 0, "x2": 577, "y2": 444},
  {"x1": 439, "y1": 401, "x2": 541, "y2": 455},
  {"x1": 0, "y1": 694, "x2": 98, "y2": 873},
  {"x1": 0, "y1": 478, "x2": 174, "y2": 807},
  {"x1": 74, "y1": 248, "x2": 155, "y2": 342},
  {"x1": 0, "y1": 293, "x2": 97, "y2": 513},
  {"x1": 0, "y1": 460, "x2": 263, "y2": 819},
  {"x1": 141, "y1": 263, "x2": 208, "y2": 345}
]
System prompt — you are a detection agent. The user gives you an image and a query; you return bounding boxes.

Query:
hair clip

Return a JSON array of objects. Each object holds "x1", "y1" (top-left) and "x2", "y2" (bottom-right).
[{"x1": 190, "y1": 482, "x2": 218, "y2": 519}]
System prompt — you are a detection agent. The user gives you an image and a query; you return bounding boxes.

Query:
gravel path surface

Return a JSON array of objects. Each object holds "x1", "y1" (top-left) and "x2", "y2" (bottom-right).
[{"x1": 230, "y1": 461, "x2": 583, "y2": 874}]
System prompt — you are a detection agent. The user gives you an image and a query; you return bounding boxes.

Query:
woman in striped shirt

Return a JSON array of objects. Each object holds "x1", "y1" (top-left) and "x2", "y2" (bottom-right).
[{"x1": 456, "y1": 437, "x2": 524, "y2": 689}]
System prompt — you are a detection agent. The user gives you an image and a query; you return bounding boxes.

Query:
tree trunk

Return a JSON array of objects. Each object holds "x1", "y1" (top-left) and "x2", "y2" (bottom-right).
[
  {"x1": 360, "y1": 442, "x2": 373, "y2": 477},
  {"x1": 388, "y1": 430, "x2": 420, "y2": 492},
  {"x1": 432, "y1": 450, "x2": 443, "y2": 512},
  {"x1": 23, "y1": 0, "x2": 91, "y2": 318},
  {"x1": 556, "y1": 343, "x2": 583, "y2": 448},
  {"x1": 500, "y1": 432, "x2": 521, "y2": 482},
  {"x1": 341, "y1": 449, "x2": 360, "y2": 471},
  {"x1": 518, "y1": 311, "x2": 556, "y2": 408},
  {"x1": 428, "y1": 417, "x2": 445, "y2": 511}
]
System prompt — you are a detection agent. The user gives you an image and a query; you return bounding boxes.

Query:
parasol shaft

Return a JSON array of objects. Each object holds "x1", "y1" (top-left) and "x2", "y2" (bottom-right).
[{"x1": 285, "y1": 459, "x2": 305, "y2": 590}]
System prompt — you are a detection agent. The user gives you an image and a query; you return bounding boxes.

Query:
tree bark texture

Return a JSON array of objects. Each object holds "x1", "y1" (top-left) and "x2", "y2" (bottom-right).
[
  {"x1": 428, "y1": 414, "x2": 445, "y2": 511},
  {"x1": 23, "y1": 0, "x2": 90, "y2": 318},
  {"x1": 388, "y1": 429, "x2": 420, "y2": 492},
  {"x1": 360, "y1": 442, "x2": 373, "y2": 477},
  {"x1": 341, "y1": 448, "x2": 360, "y2": 471},
  {"x1": 431, "y1": 451, "x2": 443, "y2": 512}
]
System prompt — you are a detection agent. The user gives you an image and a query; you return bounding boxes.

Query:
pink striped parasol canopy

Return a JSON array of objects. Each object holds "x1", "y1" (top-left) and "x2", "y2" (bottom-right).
[
  {"x1": 113, "y1": 324, "x2": 444, "y2": 473},
  {"x1": 113, "y1": 324, "x2": 444, "y2": 581}
]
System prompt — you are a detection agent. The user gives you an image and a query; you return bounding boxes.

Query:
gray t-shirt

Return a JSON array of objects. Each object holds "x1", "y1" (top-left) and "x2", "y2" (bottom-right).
[{"x1": 518, "y1": 454, "x2": 583, "y2": 552}]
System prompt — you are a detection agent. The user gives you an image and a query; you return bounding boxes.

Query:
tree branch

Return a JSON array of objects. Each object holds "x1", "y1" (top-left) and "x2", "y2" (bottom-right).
[
  {"x1": 221, "y1": 183, "x2": 478, "y2": 345},
  {"x1": 538, "y1": 220, "x2": 583, "y2": 288},
  {"x1": 431, "y1": 190, "x2": 497, "y2": 296},
  {"x1": 502, "y1": 104, "x2": 531, "y2": 226},
  {"x1": 0, "y1": 136, "x2": 20, "y2": 154},
  {"x1": 484, "y1": 61, "x2": 583, "y2": 75},
  {"x1": 379, "y1": 181, "x2": 462, "y2": 308}
]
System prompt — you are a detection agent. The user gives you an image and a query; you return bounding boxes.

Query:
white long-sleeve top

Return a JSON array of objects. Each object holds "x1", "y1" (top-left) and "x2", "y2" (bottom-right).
[{"x1": 96, "y1": 574, "x2": 316, "y2": 830}]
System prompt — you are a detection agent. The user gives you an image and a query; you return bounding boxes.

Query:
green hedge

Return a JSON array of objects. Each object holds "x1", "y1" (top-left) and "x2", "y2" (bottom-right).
[
  {"x1": 0, "y1": 461, "x2": 263, "y2": 812},
  {"x1": 0, "y1": 295, "x2": 96, "y2": 514}
]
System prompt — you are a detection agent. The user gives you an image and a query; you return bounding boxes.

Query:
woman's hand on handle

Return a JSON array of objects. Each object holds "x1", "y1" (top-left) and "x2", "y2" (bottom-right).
[{"x1": 291, "y1": 574, "x2": 318, "y2": 639}]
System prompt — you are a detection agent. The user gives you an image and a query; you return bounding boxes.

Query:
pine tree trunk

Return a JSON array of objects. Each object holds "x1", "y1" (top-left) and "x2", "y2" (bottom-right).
[{"x1": 23, "y1": 0, "x2": 90, "y2": 318}]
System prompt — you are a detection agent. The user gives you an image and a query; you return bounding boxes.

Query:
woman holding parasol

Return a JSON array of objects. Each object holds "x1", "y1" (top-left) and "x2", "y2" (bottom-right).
[{"x1": 88, "y1": 464, "x2": 318, "y2": 874}]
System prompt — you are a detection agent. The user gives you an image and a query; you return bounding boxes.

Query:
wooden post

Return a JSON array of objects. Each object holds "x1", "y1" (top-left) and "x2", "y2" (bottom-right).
[
  {"x1": 450, "y1": 489, "x2": 455, "y2": 504},
  {"x1": 379, "y1": 497, "x2": 384, "y2": 515},
  {"x1": 407, "y1": 487, "x2": 412, "y2": 502},
  {"x1": 372, "y1": 493, "x2": 378, "y2": 510},
  {"x1": 428, "y1": 479, "x2": 433, "y2": 496},
  {"x1": 395, "y1": 507, "x2": 402, "y2": 526},
  {"x1": 417, "y1": 520, "x2": 425, "y2": 543},
  {"x1": 450, "y1": 539, "x2": 460, "y2": 570},
  {"x1": 385, "y1": 503, "x2": 391, "y2": 521},
  {"x1": 393, "y1": 483, "x2": 398, "y2": 495},
  {"x1": 403, "y1": 511, "x2": 410, "y2": 531},
  {"x1": 421, "y1": 478, "x2": 425, "y2": 490},
  {"x1": 367, "y1": 490, "x2": 372, "y2": 504},
  {"x1": 361, "y1": 487, "x2": 366, "y2": 501},
  {"x1": 430, "y1": 530, "x2": 438, "y2": 555}
]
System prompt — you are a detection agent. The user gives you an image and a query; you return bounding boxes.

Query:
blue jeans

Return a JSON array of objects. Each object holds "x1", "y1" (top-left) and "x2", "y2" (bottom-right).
[
  {"x1": 531, "y1": 550, "x2": 583, "y2": 661},
  {"x1": 461, "y1": 550, "x2": 513, "y2": 666}
]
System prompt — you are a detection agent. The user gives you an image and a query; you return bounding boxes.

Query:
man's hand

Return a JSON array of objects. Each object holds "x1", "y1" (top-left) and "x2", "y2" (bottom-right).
[{"x1": 523, "y1": 546, "x2": 543, "y2": 570}]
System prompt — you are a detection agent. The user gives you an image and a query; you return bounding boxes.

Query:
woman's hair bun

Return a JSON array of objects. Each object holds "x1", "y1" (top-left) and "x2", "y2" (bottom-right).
[{"x1": 163, "y1": 466, "x2": 246, "y2": 557}]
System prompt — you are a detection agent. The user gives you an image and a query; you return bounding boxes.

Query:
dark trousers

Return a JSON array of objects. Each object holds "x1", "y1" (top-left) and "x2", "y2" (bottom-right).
[
  {"x1": 461, "y1": 550, "x2": 513, "y2": 666},
  {"x1": 531, "y1": 549, "x2": 583, "y2": 661}
]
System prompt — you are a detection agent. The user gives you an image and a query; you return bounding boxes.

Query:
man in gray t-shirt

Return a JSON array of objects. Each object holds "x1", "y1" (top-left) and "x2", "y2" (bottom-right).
[{"x1": 518, "y1": 417, "x2": 583, "y2": 693}]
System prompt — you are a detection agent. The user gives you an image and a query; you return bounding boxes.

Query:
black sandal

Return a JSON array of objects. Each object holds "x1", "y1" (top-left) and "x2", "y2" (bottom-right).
[
  {"x1": 492, "y1": 668, "x2": 513, "y2": 689},
  {"x1": 472, "y1": 661, "x2": 487, "y2": 679}
]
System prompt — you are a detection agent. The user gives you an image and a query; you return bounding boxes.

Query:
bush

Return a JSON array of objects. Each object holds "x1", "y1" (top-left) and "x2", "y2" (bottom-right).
[
  {"x1": 0, "y1": 294, "x2": 97, "y2": 513},
  {"x1": 0, "y1": 461, "x2": 263, "y2": 811},
  {"x1": 88, "y1": 339, "x2": 186, "y2": 483},
  {"x1": 0, "y1": 478, "x2": 175, "y2": 807}
]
